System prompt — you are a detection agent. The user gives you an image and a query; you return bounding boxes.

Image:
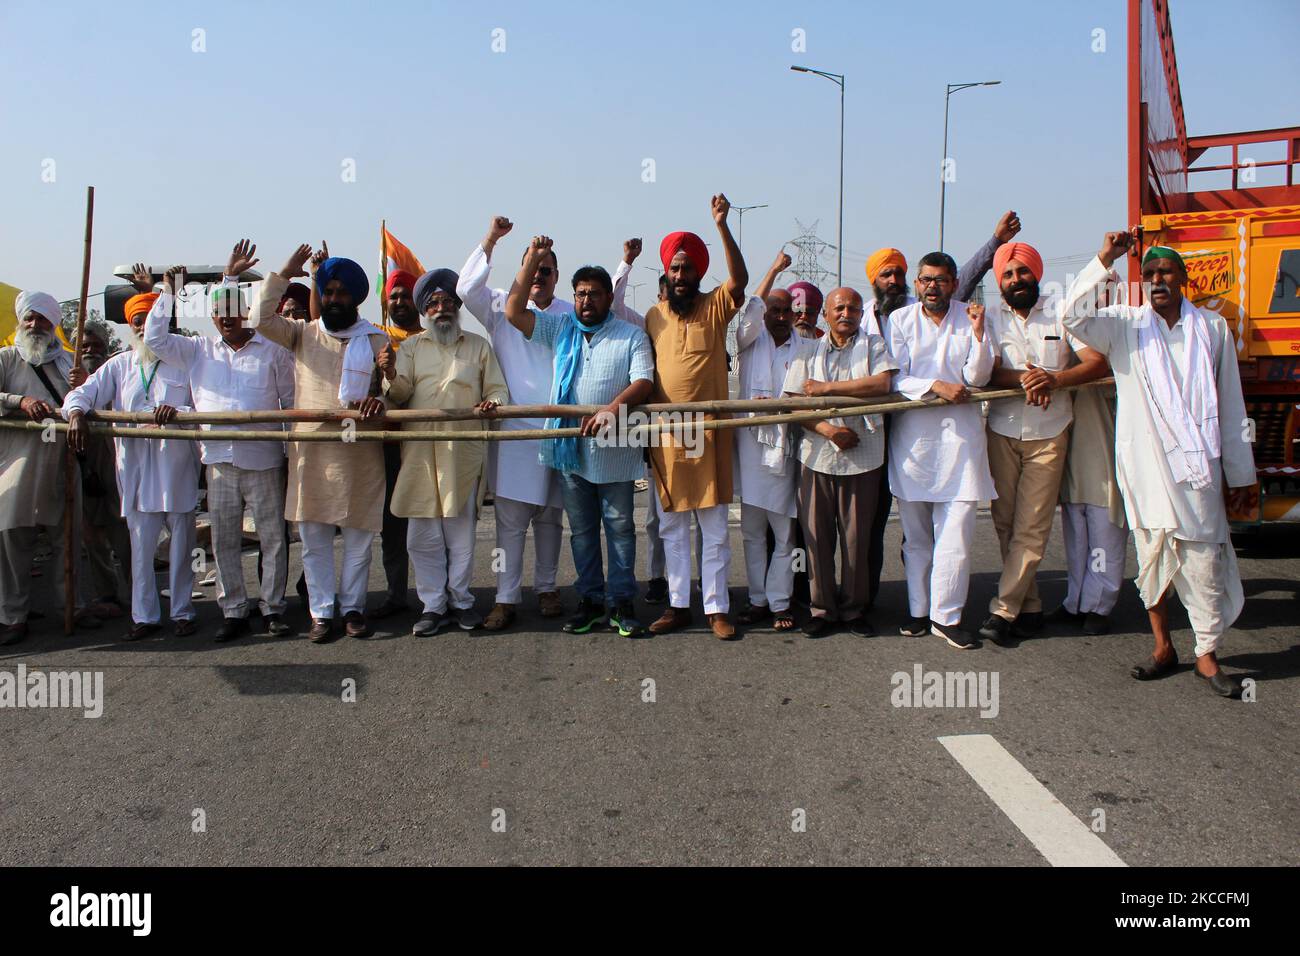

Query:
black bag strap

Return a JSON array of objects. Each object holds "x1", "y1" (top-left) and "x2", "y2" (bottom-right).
[{"x1": 29, "y1": 361, "x2": 67, "y2": 406}]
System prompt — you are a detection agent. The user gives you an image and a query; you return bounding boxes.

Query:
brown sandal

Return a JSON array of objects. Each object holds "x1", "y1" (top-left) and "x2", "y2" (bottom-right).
[{"x1": 773, "y1": 611, "x2": 796, "y2": 631}]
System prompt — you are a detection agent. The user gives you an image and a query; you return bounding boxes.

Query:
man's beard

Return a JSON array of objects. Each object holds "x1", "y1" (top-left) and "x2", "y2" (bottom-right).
[
  {"x1": 82, "y1": 354, "x2": 104, "y2": 374},
  {"x1": 427, "y1": 314, "x2": 461, "y2": 345},
  {"x1": 873, "y1": 284, "x2": 909, "y2": 318},
  {"x1": 321, "y1": 303, "x2": 359, "y2": 332},
  {"x1": 666, "y1": 283, "x2": 699, "y2": 315},
  {"x1": 389, "y1": 303, "x2": 419, "y2": 330},
  {"x1": 1002, "y1": 279, "x2": 1040, "y2": 311},
  {"x1": 14, "y1": 328, "x2": 56, "y2": 365},
  {"x1": 126, "y1": 328, "x2": 157, "y2": 366},
  {"x1": 794, "y1": 321, "x2": 820, "y2": 339}
]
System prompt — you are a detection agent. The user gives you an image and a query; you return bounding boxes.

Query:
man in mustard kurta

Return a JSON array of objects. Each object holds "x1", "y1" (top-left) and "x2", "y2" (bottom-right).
[
  {"x1": 250, "y1": 244, "x2": 389, "y2": 644},
  {"x1": 381, "y1": 269, "x2": 508, "y2": 636},
  {"x1": 644, "y1": 194, "x2": 748, "y2": 639}
]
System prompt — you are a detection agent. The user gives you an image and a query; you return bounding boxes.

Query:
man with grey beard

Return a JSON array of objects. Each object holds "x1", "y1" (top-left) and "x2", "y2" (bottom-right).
[
  {"x1": 378, "y1": 269, "x2": 508, "y2": 636},
  {"x1": 0, "y1": 291, "x2": 98, "y2": 644}
]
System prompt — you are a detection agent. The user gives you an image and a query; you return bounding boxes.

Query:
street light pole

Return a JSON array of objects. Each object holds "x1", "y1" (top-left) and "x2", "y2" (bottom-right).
[
  {"x1": 939, "y1": 80, "x2": 1000, "y2": 253},
  {"x1": 791, "y1": 65, "x2": 845, "y2": 287},
  {"x1": 731, "y1": 203, "x2": 768, "y2": 254}
]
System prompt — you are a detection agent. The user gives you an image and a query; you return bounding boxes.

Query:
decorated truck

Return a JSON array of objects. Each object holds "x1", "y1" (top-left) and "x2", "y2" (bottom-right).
[{"x1": 1128, "y1": 0, "x2": 1300, "y2": 523}]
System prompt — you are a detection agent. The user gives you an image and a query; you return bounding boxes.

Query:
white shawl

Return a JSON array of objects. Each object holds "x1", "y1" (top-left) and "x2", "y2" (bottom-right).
[{"x1": 324, "y1": 319, "x2": 384, "y2": 405}]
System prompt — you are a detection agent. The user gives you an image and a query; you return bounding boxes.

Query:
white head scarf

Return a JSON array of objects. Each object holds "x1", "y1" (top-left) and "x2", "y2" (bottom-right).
[{"x1": 15, "y1": 290, "x2": 61, "y2": 326}]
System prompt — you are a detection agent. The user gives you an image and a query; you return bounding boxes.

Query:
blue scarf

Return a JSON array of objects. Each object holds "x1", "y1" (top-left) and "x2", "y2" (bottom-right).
[{"x1": 540, "y1": 312, "x2": 608, "y2": 474}]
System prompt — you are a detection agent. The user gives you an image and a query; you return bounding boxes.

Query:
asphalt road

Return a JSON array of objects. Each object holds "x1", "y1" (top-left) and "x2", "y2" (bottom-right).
[{"x1": 2, "y1": 492, "x2": 1296, "y2": 866}]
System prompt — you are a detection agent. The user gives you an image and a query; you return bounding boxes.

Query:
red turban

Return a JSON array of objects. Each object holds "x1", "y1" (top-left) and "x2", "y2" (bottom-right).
[
  {"x1": 992, "y1": 242, "x2": 1043, "y2": 283},
  {"x1": 786, "y1": 281, "x2": 823, "y2": 316},
  {"x1": 659, "y1": 231, "x2": 709, "y2": 275},
  {"x1": 385, "y1": 268, "x2": 418, "y2": 299},
  {"x1": 124, "y1": 293, "x2": 159, "y2": 323}
]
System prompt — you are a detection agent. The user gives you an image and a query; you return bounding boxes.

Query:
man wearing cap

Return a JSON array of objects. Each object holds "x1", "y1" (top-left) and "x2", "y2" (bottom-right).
[
  {"x1": 644, "y1": 194, "x2": 748, "y2": 639},
  {"x1": 0, "y1": 291, "x2": 97, "y2": 643},
  {"x1": 248, "y1": 243, "x2": 389, "y2": 643},
  {"x1": 143, "y1": 243, "x2": 297, "y2": 642},
  {"x1": 454, "y1": 216, "x2": 571, "y2": 629},
  {"x1": 1060, "y1": 233, "x2": 1256, "y2": 698},
  {"x1": 368, "y1": 267, "x2": 424, "y2": 619},
  {"x1": 65, "y1": 281, "x2": 202, "y2": 640},
  {"x1": 379, "y1": 268, "x2": 508, "y2": 636},
  {"x1": 977, "y1": 242, "x2": 1108, "y2": 645},
  {"x1": 860, "y1": 210, "x2": 1021, "y2": 610}
]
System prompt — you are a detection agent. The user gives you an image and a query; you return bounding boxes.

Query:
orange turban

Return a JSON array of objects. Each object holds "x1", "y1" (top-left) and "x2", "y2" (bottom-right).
[
  {"x1": 865, "y1": 248, "x2": 907, "y2": 285},
  {"x1": 992, "y1": 242, "x2": 1043, "y2": 283},
  {"x1": 659, "y1": 231, "x2": 709, "y2": 275},
  {"x1": 124, "y1": 292, "x2": 159, "y2": 323}
]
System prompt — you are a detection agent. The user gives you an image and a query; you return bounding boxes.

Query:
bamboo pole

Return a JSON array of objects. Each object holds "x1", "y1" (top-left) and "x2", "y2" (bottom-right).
[
  {"x1": 13, "y1": 381, "x2": 1114, "y2": 443},
  {"x1": 379, "y1": 219, "x2": 389, "y2": 332},
  {"x1": 72, "y1": 382, "x2": 1115, "y2": 425},
  {"x1": 64, "y1": 185, "x2": 94, "y2": 634}
]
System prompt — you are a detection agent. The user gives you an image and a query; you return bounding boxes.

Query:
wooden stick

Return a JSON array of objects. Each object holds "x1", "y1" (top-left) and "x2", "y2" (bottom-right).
[
  {"x1": 12, "y1": 381, "x2": 1114, "y2": 443},
  {"x1": 74, "y1": 381, "x2": 1116, "y2": 425},
  {"x1": 379, "y1": 218, "x2": 389, "y2": 331},
  {"x1": 65, "y1": 185, "x2": 93, "y2": 634}
]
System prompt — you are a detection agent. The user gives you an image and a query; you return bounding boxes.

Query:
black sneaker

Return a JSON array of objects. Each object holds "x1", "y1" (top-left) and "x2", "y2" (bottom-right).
[
  {"x1": 979, "y1": 614, "x2": 1013, "y2": 645},
  {"x1": 1011, "y1": 611, "x2": 1044, "y2": 639},
  {"x1": 801, "y1": 616, "x2": 833, "y2": 638},
  {"x1": 644, "y1": 577, "x2": 669, "y2": 605},
  {"x1": 899, "y1": 616, "x2": 931, "y2": 637},
  {"x1": 847, "y1": 617, "x2": 875, "y2": 637},
  {"x1": 932, "y1": 621, "x2": 979, "y2": 650},
  {"x1": 609, "y1": 603, "x2": 645, "y2": 638},
  {"x1": 563, "y1": 598, "x2": 609, "y2": 634}
]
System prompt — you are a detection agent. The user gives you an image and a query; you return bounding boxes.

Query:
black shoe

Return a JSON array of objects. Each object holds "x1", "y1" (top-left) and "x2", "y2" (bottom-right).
[
  {"x1": 264, "y1": 614, "x2": 293, "y2": 637},
  {"x1": 644, "y1": 577, "x2": 668, "y2": 605},
  {"x1": 1046, "y1": 604, "x2": 1083, "y2": 625},
  {"x1": 1011, "y1": 611, "x2": 1044, "y2": 639},
  {"x1": 979, "y1": 614, "x2": 1013, "y2": 645},
  {"x1": 847, "y1": 616, "x2": 875, "y2": 637},
  {"x1": 214, "y1": 617, "x2": 249, "y2": 643},
  {"x1": 801, "y1": 616, "x2": 833, "y2": 638},
  {"x1": 1196, "y1": 668, "x2": 1241, "y2": 698},
  {"x1": 370, "y1": 599, "x2": 409, "y2": 620},
  {"x1": 1082, "y1": 612, "x2": 1110, "y2": 635},
  {"x1": 932, "y1": 621, "x2": 979, "y2": 650},
  {"x1": 610, "y1": 603, "x2": 645, "y2": 638},
  {"x1": 0, "y1": 622, "x2": 27, "y2": 646},
  {"x1": 563, "y1": 598, "x2": 609, "y2": 634},
  {"x1": 412, "y1": 611, "x2": 451, "y2": 637},
  {"x1": 899, "y1": 616, "x2": 930, "y2": 637}
]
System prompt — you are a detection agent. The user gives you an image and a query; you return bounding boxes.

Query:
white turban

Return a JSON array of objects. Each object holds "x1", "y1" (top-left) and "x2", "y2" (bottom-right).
[{"x1": 14, "y1": 290, "x2": 61, "y2": 326}]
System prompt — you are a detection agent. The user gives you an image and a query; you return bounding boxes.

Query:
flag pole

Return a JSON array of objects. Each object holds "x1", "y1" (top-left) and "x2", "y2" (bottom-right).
[
  {"x1": 64, "y1": 185, "x2": 94, "y2": 634},
  {"x1": 379, "y1": 219, "x2": 389, "y2": 332}
]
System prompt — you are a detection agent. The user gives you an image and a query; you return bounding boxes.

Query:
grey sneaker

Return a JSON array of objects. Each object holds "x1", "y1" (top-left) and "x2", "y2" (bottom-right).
[
  {"x1": 452, "y1": 606, "x2": 483, "y2": 630},
  {"x1": 412, "y1": 611, "x2": 451, "y2": 637}
]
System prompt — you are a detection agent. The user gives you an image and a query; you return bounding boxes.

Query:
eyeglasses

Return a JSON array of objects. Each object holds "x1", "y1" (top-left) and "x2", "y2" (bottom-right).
[
  {"x1": 573, "y1": 290, "x2": 605, "y2": 300},
  {"x1": 916, "y1": 275, "x2": 953, "y2": 286}
]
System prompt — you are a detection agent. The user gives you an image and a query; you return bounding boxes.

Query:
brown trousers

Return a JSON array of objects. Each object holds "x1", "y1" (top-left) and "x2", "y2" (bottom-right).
[
  {"x1": 797, "y1": 465, "x2": 882, "y2": 622},
  {"x1": 987, "y1": 427, "x2": 1070, "y2": 620}
]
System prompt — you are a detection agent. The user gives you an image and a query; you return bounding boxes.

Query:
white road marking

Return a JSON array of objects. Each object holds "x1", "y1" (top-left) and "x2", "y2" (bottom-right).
[{"x1": 939, "y1": 733, "x2": 1126, "y2": 867}]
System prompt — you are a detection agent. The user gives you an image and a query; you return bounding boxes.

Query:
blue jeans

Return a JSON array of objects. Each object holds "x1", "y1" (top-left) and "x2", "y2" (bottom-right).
[{"x1": 558, "y1": 474, "x2": 637, "y2": 604}]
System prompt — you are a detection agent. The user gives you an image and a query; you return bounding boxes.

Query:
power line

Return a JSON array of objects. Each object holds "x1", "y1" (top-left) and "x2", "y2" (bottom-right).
[{"x1": 788, "y1": 219, "x2": 835, "y2": 289}]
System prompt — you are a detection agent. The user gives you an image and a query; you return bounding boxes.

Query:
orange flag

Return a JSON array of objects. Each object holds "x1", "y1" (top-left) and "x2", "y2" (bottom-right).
[{"x1": 382, "y1": 226, "x2": 424, "y2": 278}]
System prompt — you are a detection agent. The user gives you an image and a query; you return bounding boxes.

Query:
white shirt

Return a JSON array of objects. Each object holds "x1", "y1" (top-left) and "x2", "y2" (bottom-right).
[
  {"x1": 887, "y1": 299, "x2": 996, "y2": 502},
  {"x1": 63, "y1": 349, "x2": 201, "y2": 515},
  {"x1": 732, "y1": 295, "x2": 799, "y2": 517},
  {"x1": 986, "y1": 294, "x2": 1081, "y2": 441},
  {"x1": 143, "y1": 292, "x2": 295, "y2": 470},
  {"x1": 456, "y1": 243, "x2": 572, "y2": 509},
  {"x1": 864, "y1": 294, "x2": 917, "y2": 339},
  {"x1": 1060, "y1": 256, "x2": 1255, "y2": 542}
]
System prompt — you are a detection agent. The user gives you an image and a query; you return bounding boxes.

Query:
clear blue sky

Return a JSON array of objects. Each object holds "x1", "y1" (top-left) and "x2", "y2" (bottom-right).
[{"x1": 1, "y1": 0, "x2": 1296, "y2": 329}]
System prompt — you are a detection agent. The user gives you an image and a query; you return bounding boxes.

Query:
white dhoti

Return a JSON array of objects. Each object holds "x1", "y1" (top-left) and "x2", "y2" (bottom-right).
[
  {"x1": 408, "y1": 480, "x2": 479, "y2": 615},
  {"x1": 1061, "y1": 502, "x2": 1128, "y2": 616},
  {"x1": 740, "y1": 503, "x2": 794, "y2": 612},
  {"x1": 899, "y1": 499, "x2": 978, "y2": 626},
  {"x1": 1133, "y1": 529, "x2": 1243, "y2": 657},
  {"x1": 661, "y1": 503, "x2": 730, "y2": 614},
  {"x1": 492, "y1": 495, "x2": 562, "y2": 604},
  {"x1": 125, "y1": 509, "x2": 196, "y2": 625},
  {"x1": 298, "y1": 521, "x2": 375, "y2": 620}
]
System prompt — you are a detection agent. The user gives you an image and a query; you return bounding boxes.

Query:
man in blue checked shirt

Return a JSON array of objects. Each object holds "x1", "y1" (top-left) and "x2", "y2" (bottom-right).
[{"x1": 505, "y1": 235, "x2": 655, "y2": 638}]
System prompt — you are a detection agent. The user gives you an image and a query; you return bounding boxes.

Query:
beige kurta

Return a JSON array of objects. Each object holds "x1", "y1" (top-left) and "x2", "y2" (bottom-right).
[
  {"x1": 0, "y1": 347, "x2": 72, "y2": 530},
  {"x1": 645, "y1": 285, "x2": 739, "y2": 512},
  {"x1": 384, "y1": 329, "x2": 509, "y2": 518},
  {"x1": 251, "y1": 273, "x2": 388, "y2": 532},
  {"x1": 1059, "y1": 383, "x2": 1126, "y2": 527}
]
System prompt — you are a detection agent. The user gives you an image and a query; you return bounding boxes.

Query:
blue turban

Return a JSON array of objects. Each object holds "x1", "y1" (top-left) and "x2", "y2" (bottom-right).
[
  {"x1": 316, "y1": 257, "x2": 369, "y2": 305},
  {"x1": 413, "y1": 269, "x2": 461, "y2": 314}
]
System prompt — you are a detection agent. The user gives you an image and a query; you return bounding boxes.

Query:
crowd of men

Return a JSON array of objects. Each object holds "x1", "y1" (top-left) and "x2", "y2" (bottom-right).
[{"x1": 0, "y1": 196, "x2": 1257, "y2": 699}]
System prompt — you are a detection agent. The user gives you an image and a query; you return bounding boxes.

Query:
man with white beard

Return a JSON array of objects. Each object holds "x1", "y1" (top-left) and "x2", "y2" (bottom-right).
[
  {"x1": 0, "y1": 291, "x2": 100, "y2": 643},
  {"x1": 378, "y1": 269, "x2": 508, "y2": 635},
  {"x1": 64, "y1": 283, "x2": 202, "y2": 640}
]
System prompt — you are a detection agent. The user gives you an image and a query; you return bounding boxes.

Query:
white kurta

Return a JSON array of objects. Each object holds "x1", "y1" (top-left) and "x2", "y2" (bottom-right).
[
  {"x1": 456, "y1": 243, "x2": 569, "y2": 509},
  {"x1": 63, "y1": 350, "x2": 201, "y2": 515},
  {"x1": 887, "y1": 300, "x2": 996, "y2": 502},
  {"x1": 732, "y1": 295, "x2": 799, "y2": 517}
]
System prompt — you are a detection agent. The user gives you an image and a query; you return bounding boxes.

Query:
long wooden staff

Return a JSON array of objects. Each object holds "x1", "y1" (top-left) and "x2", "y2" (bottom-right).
[{"x1": 64, "y1": 185, "x2": 93, "y2": 634}]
